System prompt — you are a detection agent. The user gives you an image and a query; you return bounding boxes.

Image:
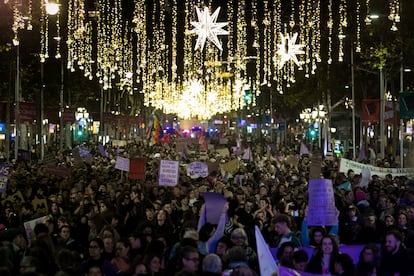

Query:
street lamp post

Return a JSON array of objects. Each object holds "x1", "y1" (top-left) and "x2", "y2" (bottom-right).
[
  {"x1": 59, "y1": 58, "x2": 64, "y2": 150},
  {"x1": 40, "y1": 61, "x2": 45, "y2": 160},
  {"x1": 380, "y1": 66, "x2": 385, "y2": 159},
  {"x1": 351, "y1": 47, "x2": 356, "y2": 160},
  {"x1": 14, "y1": 43, "x2": 20, "y2": 161}
]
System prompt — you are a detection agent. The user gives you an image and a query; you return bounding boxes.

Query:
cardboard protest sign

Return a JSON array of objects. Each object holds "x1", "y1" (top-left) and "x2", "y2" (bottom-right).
[
  {"x1": 0, "y1": 164, "x2": 10, "y2": 193},
  {"x1": 307, "y1": 179, "x2": 338, "y2": 226},
  {"x1": 31, "y1": 197, "x2": 48, "y2": 215},
  {"x1": 159, "y1": 160, "x2": 179, "y2": 186},
  {"x1": 216, "y1": 148, "x2": 230, "y2": 157},
  {"x1": 112, "y1": 140, "x2": 127, "y2": 147},
  {"x1": 187, "y1": 162, "x2": 209, "y2": 179},
  {"x1": 129, "y1": 157, "x2": 146, "y2": 180},
  {"x1": 220, "y1": 159, "x2": 239, "y2": 174},
  {"x1": 115, "y1": 157, "x2": 130, "y2": 172}
]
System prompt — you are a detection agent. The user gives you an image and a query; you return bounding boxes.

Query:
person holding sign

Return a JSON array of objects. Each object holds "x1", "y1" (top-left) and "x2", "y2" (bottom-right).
[
  {"x1": 197, "y1": 203, "x2": 228, "y2": 256},
  {"x1": 301, "y1": 207, "x2": 339, "y2": 247}
]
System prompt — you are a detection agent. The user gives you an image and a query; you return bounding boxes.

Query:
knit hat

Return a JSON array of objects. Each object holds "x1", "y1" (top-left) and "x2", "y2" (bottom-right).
[{"x1": 355, "y1": 190, "x2": 366, "y2": 202}]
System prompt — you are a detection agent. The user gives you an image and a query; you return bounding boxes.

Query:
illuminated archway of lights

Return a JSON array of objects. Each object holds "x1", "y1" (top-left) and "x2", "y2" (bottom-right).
[{"x1": 7, "y1": 0, "x2": 393, "y2": 119}]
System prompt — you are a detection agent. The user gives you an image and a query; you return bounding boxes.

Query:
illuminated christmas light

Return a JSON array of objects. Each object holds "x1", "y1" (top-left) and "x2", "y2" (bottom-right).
[
  {"x1": 190, "y1": 6, "x2": 229, "y2": 51},
  {"x1": 276, "y1": 32, "x2": 305, "y2": 68}
]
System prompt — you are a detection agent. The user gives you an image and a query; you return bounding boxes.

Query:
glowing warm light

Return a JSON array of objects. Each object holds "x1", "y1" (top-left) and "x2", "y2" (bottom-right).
[
  {"x1": 45, "y1": 2, "x2": 59, "y2": 15},
  {"x1": 190, "y1": 6, "x2": 229, "y2": 51},
  {"x1": 276, "y1": 32, "x2": 305, "y2": 68}
]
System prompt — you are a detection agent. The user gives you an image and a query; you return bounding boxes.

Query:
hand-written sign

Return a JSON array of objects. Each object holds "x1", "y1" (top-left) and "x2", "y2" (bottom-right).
[
  {"x1": 307, "y1": 179, "x2": 338, "y2": 226},
  {"x1": 187, "y1": 162, "x2": 209, "y2": 179},
  {"x1": 159, "y1": 160, "x2": 179, "y2": 186}
]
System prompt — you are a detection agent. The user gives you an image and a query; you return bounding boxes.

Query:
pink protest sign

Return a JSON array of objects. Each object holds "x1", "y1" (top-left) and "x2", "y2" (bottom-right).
[{"x1": 307, "y1": 179, "x2": 338, "y2": 226}]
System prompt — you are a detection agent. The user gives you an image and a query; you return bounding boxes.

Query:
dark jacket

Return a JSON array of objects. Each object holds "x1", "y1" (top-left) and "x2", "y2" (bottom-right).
[{"x1": 380, "y1": 245, "x2": 412, "y2": 276}]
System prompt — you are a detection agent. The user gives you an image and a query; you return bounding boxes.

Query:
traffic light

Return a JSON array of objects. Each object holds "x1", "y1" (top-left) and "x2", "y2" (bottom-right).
[
  {"x1": 307, "y1": 127, "x2": 318, "y2": 139},
  {"x1": 244, "y1": 90, "x2": 252, "y2": 104},
  {"x1": 76, "y1": 126, "x2": 84, "y2": 139}
]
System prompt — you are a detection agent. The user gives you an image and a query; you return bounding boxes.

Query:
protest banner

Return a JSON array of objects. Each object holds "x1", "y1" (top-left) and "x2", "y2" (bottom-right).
[
  {"x1": 307, "y1": 179, "x2": 338, "y2": 226},
  {"x1": 0, "y1": 164, "x2": 10, "y2": 193},
  {"x1": 159, "y1": 160, "x2": 179, "y2": 186},
  {"x1": 46, "y1": 165, "x2": 71, "y2": 177},
  {"x1": 187, "y1": 161, "x2": 209, "y2": 179},
  {"x1": 339, "y1": 158, "x2": 414, "y2": 178},
  {"x1": 129, "y1": 157, "x2": 146, "y2": 180},
  {"x1": 41, "y1": 153, "x2": 57, "y2": 165}
]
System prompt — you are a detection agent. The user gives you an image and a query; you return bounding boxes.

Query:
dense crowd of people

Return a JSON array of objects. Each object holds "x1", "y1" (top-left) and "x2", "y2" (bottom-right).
[{"x1": 0, "y1": 138, "x2": 413, "y2": 276}]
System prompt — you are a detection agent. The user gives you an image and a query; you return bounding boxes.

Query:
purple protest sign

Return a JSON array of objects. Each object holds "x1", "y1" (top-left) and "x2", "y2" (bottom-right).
[
  {"x1": 307, "y1": 179, "x2": 338, "y2": 226},
  {"x1": 0, "y1": 164, "x2": 9, "y2": 193},
  {"x1": 200, "y1": 192, "x2": 227, "y2": 224}
]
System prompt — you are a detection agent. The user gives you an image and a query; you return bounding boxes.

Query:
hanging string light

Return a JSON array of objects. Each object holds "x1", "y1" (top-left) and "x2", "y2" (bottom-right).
[
  {"x1": 364, "y1": 0, "x2": 372, "y2": 25},
  {"x1": 327, "y1": 0, "x2": 333, "y2": 64},
  {"x1": 389, "y1": 0, "x2": 400, "y2": 31},
  {"x1": 11, "y1": 0, "x2": 31, "y2": 46},
  {"x1": 37, "y1": 0, "x2": 391, "y2": 120},
  {"x1": 356, "y1": 0, "x2": 362, "y2": 53},
  {"x1": 338, "y1": 0, "x2": 347, "y2": 62},
  {"x1": 40, "y1": 0, "x2": 48, "y2": 62},
  {"x1": 54, "y1": 0, "x2": 61, "y2": 59}
]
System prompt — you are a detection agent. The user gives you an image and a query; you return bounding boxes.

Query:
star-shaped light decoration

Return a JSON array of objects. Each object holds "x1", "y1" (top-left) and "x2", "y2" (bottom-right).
[
  {"x1": 190, "y1": 6, "x2": 229, "y2": 51},
  {"x1": 276, "y1": 32, "x2": 305, "y2": 68}
]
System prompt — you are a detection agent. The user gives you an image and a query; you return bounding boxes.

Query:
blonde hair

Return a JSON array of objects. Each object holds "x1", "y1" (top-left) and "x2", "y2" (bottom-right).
[{"x1": 230, "y1": 228, "x2": 248, "y2": 246}]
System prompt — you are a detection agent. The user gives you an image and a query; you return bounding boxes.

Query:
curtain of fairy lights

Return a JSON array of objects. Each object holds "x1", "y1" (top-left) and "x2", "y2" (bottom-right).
[{"x1": 61, "y1": 0, "x2": 395, "y2": 119}]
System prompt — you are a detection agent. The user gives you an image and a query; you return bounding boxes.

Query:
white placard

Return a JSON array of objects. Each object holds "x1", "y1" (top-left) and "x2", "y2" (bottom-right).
[
  {"x1": 187, "y1": 162, "x2": 209, "y2": 179},
  {"x1": 159, "y1": 160, "x2": 180, "y2": 186},
  {"x1": 115, "y1": 156, "x2": 130, "y2": 171}
]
